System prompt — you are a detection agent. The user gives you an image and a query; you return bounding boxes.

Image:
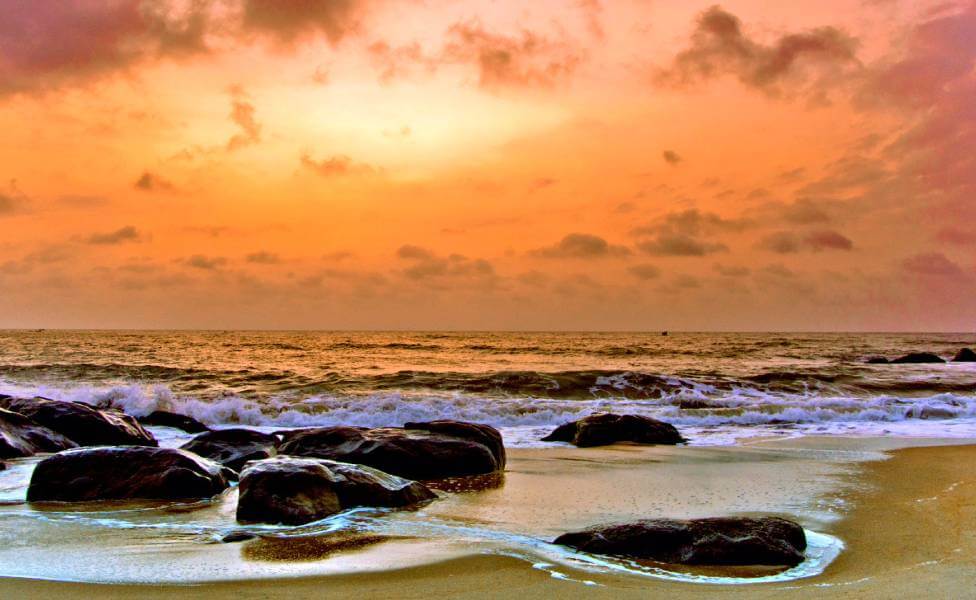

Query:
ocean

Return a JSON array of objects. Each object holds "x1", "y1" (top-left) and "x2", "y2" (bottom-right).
[{"x1": 2, "y1": 330, "x2": 974, "y2": 445}]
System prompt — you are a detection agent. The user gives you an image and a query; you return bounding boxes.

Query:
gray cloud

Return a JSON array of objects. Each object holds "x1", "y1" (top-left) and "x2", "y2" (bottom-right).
[
  {"x1": 662, "y1": 150, "x2": 682, "y2": 165},
  {"x1": 245, "y1": 251, "x2": 280, "y2": 264},
  {"x1": 134, "y1": 171, "x2": 174, "y2": 192},
  {"x1": 184, "y1": 255, "x2": 227, "y2": 270},
  {"x1": 531, "y1": 233, "x2": 631, "y2": 259},
  {"x1": 628, "y1": 264, "x2": 661, "y2": 280},
  {"x1": 85, "y1": 226, "x2": 143, "y2": 245},
  {"x1": 657, "y1": 5, "x2": 859, "y2": 99},
  {"x1": 902, "y1": 252, "x2": 964, "y2": 277}
]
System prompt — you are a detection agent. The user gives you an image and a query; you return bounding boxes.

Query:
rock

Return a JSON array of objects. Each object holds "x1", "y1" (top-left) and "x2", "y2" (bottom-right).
[
  {"x1": 236, "y1": 457, "x2": 436, "y2": 525},
  {"x1": 952, "y1": 348, "x2": 976, "y2": 362},
  {"x1": 277, "y1": 424, "x2": 501, "y2": 480},
  {"x1": 27, "y1": 446, "x2": 230, "y2": 502},
  {"x1": 220, "y1": 531, "x2": 257, "y2": 543},
  {"x1": 865, "y1": 356, "x2": 889, "y2": 364},
  {"x1": 677, "y1": 399, "x2": 715, "y2": 409},
  {"x1": 402, "y1": 420, "x2": 505, "y2": 469},
  {"x1": 541, "y1": 413, "x2": 685, "y2": 447},
  {"x1": 554, "y1": 517, "x2": 807, "y2": 567},
  {"x1": 890, "y1": 352, "x2": 945, "y2": 364},
  {"x1": 0, "y1": 407, "x2": 77, "y2": 459},
  {"x1": 180, "y1": 428, "x2": 277, "y2": 473},
  {"x1": 138, "y1": 410, "x2": 210, "y2": 434},
  {"x1": 0, "y1": 397, "x2": 156, "y2": 447}
]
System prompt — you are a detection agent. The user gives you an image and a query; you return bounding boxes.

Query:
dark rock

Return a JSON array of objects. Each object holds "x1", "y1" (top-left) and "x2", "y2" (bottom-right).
[
  {"x1": 180, "y1": 428, "x2": 277, "y2": 473},
  {"x1": 554, "y1": 517, "x2": 807, "y2": 567},
  {"x1": 542, "y1": 413, "x2": 685, "y2": 447},
  {"x1": 236, "y1": 457, "x2": 436, "y2": 525},
  {"x1": 865, "y1": 356, "x2": 889, "y2": 364},
  {"x1": 138, "y1": 410, "x2": 210, "y2": 434},
  {"x1": 402, "y1": 420, "x2": 505, "y2": 469},
  {"x1": 952, "y1": 348, "x2": 976, "y2": 362},
  {"x1": 0, "y1": 397, "x2": 156, "y2": 447},
  {"x1": 0, "y1": 407, "x2": 77, "y2": 459},
  {"x1": 220, "y1": 531, "x2": 257, "y2": 543},
  {"x1": 276, "y1": 425, "x2": 501, "y2": 480},
  {"x1": 27, "y1": 446, "x2": 230, "y2": 502},
  {"x1": 677, "y1": 399, "x2": 715, "y2": 409},
  {"x1": 891, "y1": 352, "x2": 945, "y2": 364}
]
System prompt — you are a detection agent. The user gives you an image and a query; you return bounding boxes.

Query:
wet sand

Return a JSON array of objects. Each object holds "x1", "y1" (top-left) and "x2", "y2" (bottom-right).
[{"x1": 2, "y1": 439, "x2": 974, "y2": 598}]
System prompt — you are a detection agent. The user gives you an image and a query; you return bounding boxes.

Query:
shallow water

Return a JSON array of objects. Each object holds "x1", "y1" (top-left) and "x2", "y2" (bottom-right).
[
  {"x1": 0, "y1": 330, "x2": 974, "y2": 444},
  {"x1": 0, "y1": 440, "x2": 856, "y2": 585}
]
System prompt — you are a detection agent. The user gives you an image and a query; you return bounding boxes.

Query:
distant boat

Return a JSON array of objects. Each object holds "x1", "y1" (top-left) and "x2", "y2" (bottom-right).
[{"x1": 661, "y1": 331, "x2": 669, "y2": 336}]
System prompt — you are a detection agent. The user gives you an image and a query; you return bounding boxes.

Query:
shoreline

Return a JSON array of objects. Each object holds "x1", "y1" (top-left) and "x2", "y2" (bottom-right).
[{"x1": 1, "y1": 437, "x2": 974, "y2": 597}]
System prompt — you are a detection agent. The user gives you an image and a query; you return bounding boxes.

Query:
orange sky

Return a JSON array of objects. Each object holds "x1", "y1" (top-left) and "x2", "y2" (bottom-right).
[{"x1": 1, "y1": 0, "x2": 974, "y2": 330}]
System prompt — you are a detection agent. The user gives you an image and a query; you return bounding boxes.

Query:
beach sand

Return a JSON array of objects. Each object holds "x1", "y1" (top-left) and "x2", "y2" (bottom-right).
[{"x1": 2, "y1": 438, "x2": 974, "y2": 598}]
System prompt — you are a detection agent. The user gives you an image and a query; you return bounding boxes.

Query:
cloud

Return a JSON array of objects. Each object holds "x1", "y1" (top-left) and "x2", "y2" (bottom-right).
[
  {"x1": 758, "y1": 229, "x2": 853, "y2": 253},
  {"x1": 632, "y1": 209, "x2": 743, "y2": 257},
  {"x1": 240, "y1": 0, "x2": 367, "y2": 47},
  {"x1": 804, "y1": 229, "x2": 853, "y2": 251},
  {"x1": 0, "y1": 181, "x2": 30, "y2": 216},
  {"x1": 245, "y1": 251, "x2": 280, "y2": 264},
  {"x1": 781, "y1": 198, "x2": 831, "y2": 224},
  {"x1": 442, "y1": 21, "x2": 583, "y2": 90},
  {"x1": 713, "y1": 263, "x2": 750, "y2": 277},
  {"x1": 531, "y1": 233, "x2": 631, "y2": 259},
  {"x1": 628, "y1": 264, "x2": 661, "y2": 280},
  {"x1": 757, "y1": 231, "x2": 800, "y2": 254},
  {"x1": 184, "y1": 255, "x2": 227, "y2": 270},
  {"x1": 662, "y1": 150, "x2": 682, "y2": 165},
  {"x1": 85, "y1": 226, "x2": 144, "y2": 245},
  {"x1": 134, "y1": 171, "x2": 175, "y2": 192},
  {"x1": 635, "y1": 209, "x2": 750, "y2": 237},
  {"x1": 300, "y1": 153, "x2": 375, "y2": 177},
  {"x1": 0, "y1": 1, "x2": 211, "y2": 97},
  {"x1": 638, "y1": 234, "x2": 728, "y2": 256},
  {"x1": 226, "y1": 86, "x2": 262, "y2": 151},
  {"x1": 656, "y1": 5, "x2": 860, "y2": 99},
  {"x1": 936, "y1": 227, "x2": 976, "y2": 246},
  {"x1": 396, "y1": 245, "x2": 495, "y2": 283},
  {"x1": 901, "y1": 252, "x2": 964, "y2": 277}
]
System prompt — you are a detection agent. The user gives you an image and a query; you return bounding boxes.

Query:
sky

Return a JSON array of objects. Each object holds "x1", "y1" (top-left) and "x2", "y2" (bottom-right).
[{"x1": 0, "y1": 0, "x2": 974, "y2": 331}]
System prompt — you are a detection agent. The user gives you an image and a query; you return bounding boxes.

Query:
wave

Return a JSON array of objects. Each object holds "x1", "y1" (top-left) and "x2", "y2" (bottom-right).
[{"x1": 3, "y1": 379, "x2": 976, "y2": 442}]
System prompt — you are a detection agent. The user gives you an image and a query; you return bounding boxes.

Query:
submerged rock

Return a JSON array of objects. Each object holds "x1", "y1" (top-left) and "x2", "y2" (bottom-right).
[
  {"x1": 1, "y1": 397, "x2": 156, "y2": 447},
  {"x1": 890, "y1": 352, "x2": 945, "y2": 364},
  {"x1": 277, "y1": 423, "x2": 503, "y2": 480},
  {"x1": 236, "y1": 457, "x2": 436, "y2": 525},
  {"x1": 542, "y1": 413, "x2": 685, "y2": 447},
  {"x1": 138, "y1": 410, "x2": 210, "y2": 434},
  {"x1": 0, "y1": 407, "x2": 77, "y2": 459},
  {"x1": 27, "y1": 446, "x2": 230, "y2": 502},
  {"x1": 554, "y1": 517, "x2": 807, "y2": 567},
  {"x1": 180, "y1": 428, "x2": 277, "y2": 473},
  {"x1": 952, "y1": 348, "x2": 976, "y2": 362},
  {"x1": 220, "y1": 531, "x2": 257, "y2": 543}
]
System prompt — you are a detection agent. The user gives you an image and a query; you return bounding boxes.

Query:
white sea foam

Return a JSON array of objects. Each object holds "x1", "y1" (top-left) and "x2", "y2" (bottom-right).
[{"x1": 3, "y1": 379, "x2": 976, "y2": 446}]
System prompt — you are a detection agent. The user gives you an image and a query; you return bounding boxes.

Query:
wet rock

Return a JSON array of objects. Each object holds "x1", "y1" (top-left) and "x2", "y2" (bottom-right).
[
  {"x1": 402, "y1": 420, "x2": 505, "y2": 469},
  {"x1": 542, "y1": 413, "x2": 685, "y2": 447},
  {"x1": 278, "y1": 427, "x2": 503, "y2": 479},
  {"x1": 554, "y1": 517, "x2": 807, "y2": 567},
  {"x1": 0, "y1": 407, "x2": 77, "y2": 459},
  {"x1": 277, "y1": 424, "x2": 502, "y2": 480},
  {"x1": 891, "y1": 352, "x2": 945, "y2": 364},
  {"x1": 865, "y1": 356, "x2": 889, "y2": 364},
  {"x1": 220, "y1": 531, "x2": 257, "y2": 543},
  {"x1": 180, "y1": 428, "x2": 277, "y2": 473},
  {"x1": 0, "y1": 397, "x2": 157, "y2": 447},
  {"x1": 677, "y1": 399, "x2": 716, "y2": 409},
  {"x1": 952, "y1": 348, "x2": 976, "y2": 362},
  {"x1": 138, "y1": 410, "x2": 210, "y2": 434},
  {"x1": 27, "y1": 446, "x2": 230, "y2": 502},
  {"x1": 236, "y1": 457, "x2": 436, "y2": 525}
]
